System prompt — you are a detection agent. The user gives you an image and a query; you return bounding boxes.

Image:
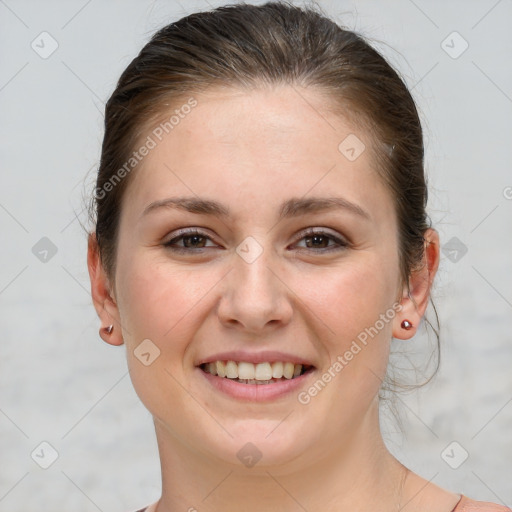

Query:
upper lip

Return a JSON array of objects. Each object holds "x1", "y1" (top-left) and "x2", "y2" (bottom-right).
[{"x1": 196, "y1": 350, "x2": 316, "y2": 367}]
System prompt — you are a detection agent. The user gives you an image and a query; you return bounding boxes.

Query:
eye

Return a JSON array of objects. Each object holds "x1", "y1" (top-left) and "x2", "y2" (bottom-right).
[
  {"x1": 163, "y1": 227, "x2": 349, "y2": 255},
  {"x1": 163, "y1": 229, "x2": 217, "y2": 253},
  {"x1": 293, "y1": 228, "x2": 348, "y2": 253}
]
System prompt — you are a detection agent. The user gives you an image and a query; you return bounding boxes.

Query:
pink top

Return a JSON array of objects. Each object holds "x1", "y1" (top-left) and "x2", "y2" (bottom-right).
[{"x1": 134, "y1": 495, "x2": 512, "y2": 512}]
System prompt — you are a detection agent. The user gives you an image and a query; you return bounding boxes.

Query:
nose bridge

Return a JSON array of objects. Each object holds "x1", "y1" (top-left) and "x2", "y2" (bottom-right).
[
  {"x1": 218, "y1": 236, "x2": 292, "y2": 330},
  {"x1": 236, "y1": 245, "x2": 275, "y2": 299}
]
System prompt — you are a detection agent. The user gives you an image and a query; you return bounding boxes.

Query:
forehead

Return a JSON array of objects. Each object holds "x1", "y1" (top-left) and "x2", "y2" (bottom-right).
[{"x1": 122, "y1": 84, "x2": 395, "y2": 226}]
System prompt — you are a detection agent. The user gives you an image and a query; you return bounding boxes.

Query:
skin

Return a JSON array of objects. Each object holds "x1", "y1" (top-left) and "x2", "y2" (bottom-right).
[{"x1": 88, "y1": 85, "x2": 459, "y2": 511}]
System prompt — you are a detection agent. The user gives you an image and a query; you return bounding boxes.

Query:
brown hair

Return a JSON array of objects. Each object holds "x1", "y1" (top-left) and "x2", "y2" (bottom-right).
[{"x1": 88, "y1": 0, "x2": 439, "y2": 395}]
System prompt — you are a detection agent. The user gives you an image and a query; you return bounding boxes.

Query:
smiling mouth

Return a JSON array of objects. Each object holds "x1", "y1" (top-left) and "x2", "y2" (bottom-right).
[{"x1": 199, "y1": 361, "x2": 314, "y2": 384}]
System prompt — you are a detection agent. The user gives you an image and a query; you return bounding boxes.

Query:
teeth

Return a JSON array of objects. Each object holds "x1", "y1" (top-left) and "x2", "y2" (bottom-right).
[
  {"x1": 255, "y1": 362, "x2": 273, "y2": 380},
  {"x1": 272, "y1": 361, "x2": 283, "y2": 378},
  {"x1": 225, "y1": 360, "x2": 238, "y2": 379},
  {"x1": 283, "y1": 362, "x2": 295, "y2": 379},
  {"x1": 202, "y1": 360, "x2": 309, "y2": 382},
  {"x1": 216, "y1": 361, "x2": 226, "y2": 378},
  {"x1": 238, "y1": 361, "x2": 254, "y2": 380}
]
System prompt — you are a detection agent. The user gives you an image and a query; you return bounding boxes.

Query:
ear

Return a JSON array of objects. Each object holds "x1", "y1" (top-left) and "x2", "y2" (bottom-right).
[
  {"x1": 87, "y1": 232, "x2": 124, "y2": 346},
  {"x1": 393, "y1": 228, "x2": 440, "y2": 340}
]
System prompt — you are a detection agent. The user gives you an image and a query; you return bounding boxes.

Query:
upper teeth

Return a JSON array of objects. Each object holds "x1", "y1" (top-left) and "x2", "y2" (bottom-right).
[{"x1": 204, "y1": 361, "x2": 304, "y2": 380}]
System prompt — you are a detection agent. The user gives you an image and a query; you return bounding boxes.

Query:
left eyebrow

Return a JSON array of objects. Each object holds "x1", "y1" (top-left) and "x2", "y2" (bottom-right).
[
  {"x1": 139, "y1": 195, "x2": 371, "y2": 222},
  {"x1": 279, "y1": 196, "x2": 371, "y2": 221}
]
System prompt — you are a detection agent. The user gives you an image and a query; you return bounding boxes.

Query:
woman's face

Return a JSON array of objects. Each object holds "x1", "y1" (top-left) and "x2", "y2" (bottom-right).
[{"x1": 110, "y1": 85, "x2": 405, "y2": 469}]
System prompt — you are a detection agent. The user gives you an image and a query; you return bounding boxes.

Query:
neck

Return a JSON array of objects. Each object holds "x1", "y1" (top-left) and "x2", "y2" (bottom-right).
[{"x1": 153, "y1": 400, "x2": 408, "y2": 512}]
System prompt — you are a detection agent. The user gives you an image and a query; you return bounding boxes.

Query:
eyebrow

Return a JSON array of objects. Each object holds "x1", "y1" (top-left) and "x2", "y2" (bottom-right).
[{"x1": 140, "y1": 196, "x2": 371, "y2": 222}]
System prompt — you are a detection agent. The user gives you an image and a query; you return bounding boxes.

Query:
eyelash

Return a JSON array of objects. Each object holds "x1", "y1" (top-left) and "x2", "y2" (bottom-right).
[{"x1": 163, "y1": 228, "x2": 348, "y2": 255}]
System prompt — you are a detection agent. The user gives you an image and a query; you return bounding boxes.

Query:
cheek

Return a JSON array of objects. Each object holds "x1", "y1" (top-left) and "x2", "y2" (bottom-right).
[
  {"x1": 285, "y1": 255, "x2": 398, "y2": 435},
  {"x1": 304, "y1": 257, "x2": 395, "y2": 341},
  {"x1": 299, "y1": 255, "x2": 397, "y2": 395},
  {"x1": 119, "y1": 261, "x2": 203, "y2": 340},
  {"x1": 115, "y1": 256, "x2": 215, "y2": 421},
  {"x1": 116, "y1": 251, "x2": 227, "y2": 367}
]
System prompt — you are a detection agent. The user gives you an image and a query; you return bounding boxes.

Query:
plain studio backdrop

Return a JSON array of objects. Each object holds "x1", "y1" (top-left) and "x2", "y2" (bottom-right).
[{"x1": 0, "y1": 0, "x2": 511, "y2": 510}]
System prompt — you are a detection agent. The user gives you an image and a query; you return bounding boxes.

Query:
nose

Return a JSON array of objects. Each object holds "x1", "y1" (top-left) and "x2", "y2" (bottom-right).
[{"x1": 216, "y1": 246, "x2": 293, "y2": 334}]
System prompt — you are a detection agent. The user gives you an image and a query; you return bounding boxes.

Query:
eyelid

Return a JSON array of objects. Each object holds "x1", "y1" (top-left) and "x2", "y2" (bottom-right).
[{"x1": 293, "y1": 226, "x2": 347, "y2": 242}]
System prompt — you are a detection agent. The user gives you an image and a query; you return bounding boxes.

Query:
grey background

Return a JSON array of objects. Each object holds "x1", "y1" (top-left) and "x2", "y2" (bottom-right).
[{"x1": 1, "y1": 0, "x2": 511, "y2": 510}]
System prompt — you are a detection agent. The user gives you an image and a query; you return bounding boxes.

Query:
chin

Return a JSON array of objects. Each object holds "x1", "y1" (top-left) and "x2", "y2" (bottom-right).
[{"x1": 202, "y1": 418, "x2": 317, "y2": 470}]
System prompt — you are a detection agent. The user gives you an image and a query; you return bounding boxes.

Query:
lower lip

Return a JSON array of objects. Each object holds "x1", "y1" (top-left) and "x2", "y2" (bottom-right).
[{"x1": 197, "y1": 367, "x2": 315, "y2": 402}]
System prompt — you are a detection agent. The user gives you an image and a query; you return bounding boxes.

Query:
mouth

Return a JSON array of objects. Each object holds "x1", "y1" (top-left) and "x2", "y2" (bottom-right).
[{"x1": 199, "y1": 360, "x2": 315, "y2": 384}]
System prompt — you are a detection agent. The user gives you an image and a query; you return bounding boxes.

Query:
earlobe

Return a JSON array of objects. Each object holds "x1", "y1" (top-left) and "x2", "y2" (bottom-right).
[
  {"x1": 87, "y1": 232, "x2": 124, "y2": 346},
  {"x1": 392, "y1": 228, "x2": 440, "y2": 340},
  {"x1": 400, "y1": 319, "x2": 413, "y2": 330},
  {"x1": 393, "y1": 292, "x2": 418, "y2": 340},
  {"x1": 98, "y1": 322, "x2": 123, "y2": 346}
]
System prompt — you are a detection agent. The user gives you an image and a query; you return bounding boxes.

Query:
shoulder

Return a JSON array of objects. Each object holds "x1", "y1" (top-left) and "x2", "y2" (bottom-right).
[{"x1": 453, "y1": 495, "x2": 512, "y2": 512}]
